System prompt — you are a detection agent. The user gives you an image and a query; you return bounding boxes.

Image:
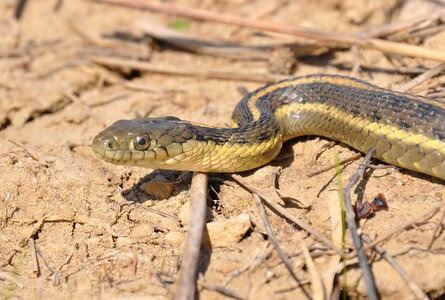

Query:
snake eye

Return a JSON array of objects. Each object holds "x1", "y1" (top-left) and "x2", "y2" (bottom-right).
[{"x1": 134, "y1": 135, "x2": 150, "y2": 150}]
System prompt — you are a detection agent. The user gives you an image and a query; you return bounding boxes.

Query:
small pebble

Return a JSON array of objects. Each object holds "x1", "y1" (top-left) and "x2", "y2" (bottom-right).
[
  {"x1": 115, "y1": 237, "x2": 133, "y2": 247},
  {"x1": 165, "y1": 231, "x2": 184, "y2": 248},
  {"x1": 204, "y1": 214, "x2": 252, "y2": 248},
  {"x1": 179, "y1": 202, "x2": 190, "y2": 226},
  {"x1": 131, "y1": 223, "x2": 153, "y2": 238}
]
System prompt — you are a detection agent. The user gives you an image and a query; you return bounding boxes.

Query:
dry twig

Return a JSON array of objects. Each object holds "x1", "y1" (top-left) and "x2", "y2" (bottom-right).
[
  {"x1": 361, "y1": 234, "x2": 429, "y2": 300},
  {"x1": 91, "y1": 0, "x2": 445, "y2": 62},
  {"x1": 386, "y1": 17, "x2": 443, "y2": 42},
  {"x1": 253, "y1": 194, "x2": 311, "y2": 298},
  {"x1": 223, "y1": 244, "x2": 273, "y2": 286},
  {"x1": 324, "y1": 191, "x2": 344, "y2": 298},
  {"x1": 14, "y1": 0, "x2": 28, "y2": 19},
  {"x1": 399, "y1": 63, "x2": 445, "y2": 93},
  {"x1": 300, "y1": 239, "x2": 326, "y2": 300},
  {"x1": 308, "y1": 153, "x2": 362, "y2": 177},
  {"x1": 342, "y1": 149, "x2": 378, "y2": 300},
  {"x1": 427, "y1": 208, "x2": 445, "y2": 250},
  {"x1": 8, "y1": 139, "x2": 51, "y2": 166},
  {"x1": 0, "y1": 271, "x2": 24, "y2": 288},
  {"x1": 231, "y1": 174, "x2": 344, "y2": 255},
  {"x1": 362, "y1": 202, "x2": 444, "y2": 252},
  {"x1": 28, "y1": 238, "x2": 40, "y2": 277},
  {"x1": 357, "y1": 13, "x2": 443, "y2": 39},
  {"x1": 140, "y1": 205, "x2": 180, "y2": 222},
  {"x1": 333, "y1": 62, "x2": 427, "y2": 75},
  {"x1": 135, "y1": 21, "x2": 269, "y2": 60},
  {"x1": 176, "y1": 172, "x2": 208, "y2": 300},
  {"x1": 199, "y1": 275, "x2": 246, "y2": 300},
  {"x1": 91, "y1": 56, "x2": 287, "y2": 83}
]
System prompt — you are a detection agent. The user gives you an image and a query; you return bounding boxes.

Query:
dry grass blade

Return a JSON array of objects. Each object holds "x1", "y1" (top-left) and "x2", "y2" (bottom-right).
[
  {"x1": 308, "y1": 153, "x2": 362, "y2": 177},
  {"x1": 253, "y1": 194, "x2": 310, "y2": 298},
  {"x1": 223, "y1": 245, "x2": 273, "y2": 286},
  {"x1": 176, "y1": 172, "x2": 208, "y2": 300},
  {"x1": 323, "y1": 191, "x2": 345, "y2": 298},
  {"x1": 8, "y1": 139, "x2": 51, "y2": 166},
  {"x1": 228, "y1": 0, "x2": 289, "y2": 36},
  {"x1": 407, "y1": 24, "x2": 445, "y2": 41},
  {"x1": 361, "y1": 202, "x2": 444, "y2": 252},
  {"x1": 231, "y1": 174, "x2": 344, "y2": 255},
  {"x1": 357, "y1": 13, "x2": 443, "y2": 38},
  {"x1": 342, "y1": 149, "x2": 378, "y2": 300},
  {"x1": 14, "y1": 0, "x2": 28, "y2": 19},
  {"x1": 91, "y1": 56, "x2": 287, "y2": 82},
  {"x1": 92, "y1": 0, "x2": 445, "y2": 62},
  {"x1": 399, "y1": 63, "x2": 445, "y2": 92},
  {"x1": 0, "y1": 271, "x2": 24, "y2": 288},
  {"x1": 300, "y1": 240, "x2": 326, "y2": 300},
  {"x1": 333, "y1": 62, "x2": 427, "y2": 75},
  {"x1": 28, "y1": 238, "x2": 40, "y2": 277},
  {"x1": 427, "y1": 208, "x2": 445, "y2": 250},
  {"x1": 140, "y1": 205, "x2": 180, "y2": 222},
  {"x1": 135, "y1": 21, "x2": 269, "y2": 60},
  {"x1": 361, "y1": 234, "x2": 429, "y2": 300},
  {"x1": 199, "y1": 280, "x2": 246, "y2": 300}
]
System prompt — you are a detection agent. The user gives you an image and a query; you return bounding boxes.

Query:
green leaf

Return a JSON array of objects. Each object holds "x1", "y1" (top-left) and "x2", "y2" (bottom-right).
[{"x1": 171, "y1": 18, "x2": 190, "y2": 30}]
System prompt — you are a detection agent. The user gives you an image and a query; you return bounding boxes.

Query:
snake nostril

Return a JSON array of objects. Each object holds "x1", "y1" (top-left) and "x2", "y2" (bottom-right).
[{"x1": 102, "y1": 139, "x2": 114, "y2": 151}]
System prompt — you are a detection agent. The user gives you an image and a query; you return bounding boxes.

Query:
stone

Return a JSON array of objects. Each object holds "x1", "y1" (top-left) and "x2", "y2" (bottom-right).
[
  {"x1": 204, "y1": 214, "x2": 252, "y2": 248},
  {"x1": 131, "y1": 223, "x2": 153, "y2": 238},
  {"x1": 165, "y1": 231, "x2": 184, "y2": 248}
]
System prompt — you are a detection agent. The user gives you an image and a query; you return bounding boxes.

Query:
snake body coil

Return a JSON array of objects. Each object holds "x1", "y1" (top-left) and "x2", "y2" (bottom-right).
[{"x1": 92, "y1": 74, "x2": 445, "y2": 180}]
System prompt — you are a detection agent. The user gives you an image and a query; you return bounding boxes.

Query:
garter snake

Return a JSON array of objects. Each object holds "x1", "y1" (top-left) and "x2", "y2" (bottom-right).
[{"x1": 92, "y1": 74, "x2": 445, "y2": 180}]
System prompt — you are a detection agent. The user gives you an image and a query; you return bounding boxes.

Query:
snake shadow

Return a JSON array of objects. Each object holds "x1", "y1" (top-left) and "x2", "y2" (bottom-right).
[
  {"x1": 121, "y1": 170, "x2": 192, "y2": 203},
  {"x1": 120, "y1": 138, "x2": 298, "y2": 205},
  {"x1": 121, "y1": 170, "x2": 214, "y2": 275}
]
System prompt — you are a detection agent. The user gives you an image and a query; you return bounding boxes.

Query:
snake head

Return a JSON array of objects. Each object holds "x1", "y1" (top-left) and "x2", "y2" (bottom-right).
[{"x1": 91, "y1": 117, "x2": 193, "y2": 168}]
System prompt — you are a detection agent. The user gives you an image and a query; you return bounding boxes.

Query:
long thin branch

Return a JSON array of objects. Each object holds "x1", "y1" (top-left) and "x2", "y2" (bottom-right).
[
  {"x1": 342, "y1": 149, "x2": 378, "y2": 300},
  {"x1": 91, "y1": 0, "x2": 445, "y2": 62},
  {"x1": 356, "y1": 13, "x2": 442, "y2": 39},
  {"x1": 231, "y1": 174, "x2": 344, "y2": 256},
  {"x1": 199, "y1": 279, "x2": 246, "y2": 300},
  {"x1": 428, "y1": 208, "x2": 445, "y2": 250},
  {"x1": 398, "y1": 62, "x2": 445, "y2": 92},
  {"x1": 253, "y1": 194, "x2": 311, "y2": 299},
  {"x1": 135, "y1": 20, "x2": 270, "y2": 60},
  {"x1": 176, "y1": 172, "x2": 208, "y2": 300},
  {"x1": 308, "y1": 153, "x2": 362, "y2": 177},
  {"x1": 361, "y1": 234, "x2": 429, "y2": 300},
  {"x1": 91, "y1": 56, "x2": 287, "y2": 83},
  {"x1": 362, "y1": 202, "x2": 444, "y2": 251}
]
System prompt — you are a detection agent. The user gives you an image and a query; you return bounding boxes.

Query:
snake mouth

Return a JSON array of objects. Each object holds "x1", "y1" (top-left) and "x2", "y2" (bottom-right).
[
  {"x1": 91, "y1": 118, "x2": 195, "y2": 168},
  {"x1": 92, "y1": 132, "x2": 154, "y2": 166},
  {"x1": 92, "y1": 138, "x2": 131, "y2": 163},
  {"x1": 91, "y1": 140, "x2": 105, "y2": 160},
  {"x1": 91, "y1": 134, "x2": 112, "y2": 158},
  {"x1": 91, "y1": 141, "x2": 105, "y2": 158},
  {"x1": 91, "y1": 130, "x2": 130, "y2": 163}
]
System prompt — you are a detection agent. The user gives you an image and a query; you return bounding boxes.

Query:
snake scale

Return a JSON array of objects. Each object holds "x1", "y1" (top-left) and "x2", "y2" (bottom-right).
[{"x1": 92, "y1": 74, "x2": 445, "y2": 180}]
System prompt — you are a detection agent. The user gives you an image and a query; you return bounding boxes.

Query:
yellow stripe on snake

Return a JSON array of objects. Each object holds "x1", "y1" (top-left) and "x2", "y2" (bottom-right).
[{"x1": 92, "y1": 74, "x2": 445, "y2": 180}]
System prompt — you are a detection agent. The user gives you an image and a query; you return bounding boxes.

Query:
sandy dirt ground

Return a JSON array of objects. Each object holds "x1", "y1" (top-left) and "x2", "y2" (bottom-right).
[{"x1": 1, "y1": 0, "x2": 445, "y2": 299}]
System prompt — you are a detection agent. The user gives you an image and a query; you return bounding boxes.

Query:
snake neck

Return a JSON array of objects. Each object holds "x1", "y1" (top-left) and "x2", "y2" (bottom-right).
[{"x1": 180, "y1": 117, "x2": 285, "y2": 172}]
